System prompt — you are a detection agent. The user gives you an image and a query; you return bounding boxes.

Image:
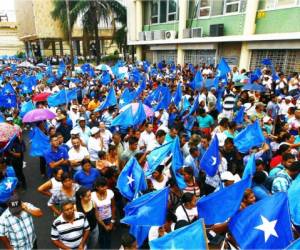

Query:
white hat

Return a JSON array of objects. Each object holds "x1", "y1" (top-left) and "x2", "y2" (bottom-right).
[
  {"x1": 78, "y1": 117, "x2": 85, "y2": 121},
  {"x1": 91, "y1": 127, "x2": 100, "y2": 135},
  {"x1": 263, "y1": 115, "x2": 272, "y2": 123},
  {"x1": 286, "y1": 96, "x2": 293, "y2": 101},
  {"x1": 6, "y1": 117, "x2": 13, "y2": 122},
  {"x1": 71, "y1": 105, "x2": 78, "y2": 110},
  {"x1": 220, "y1": 171, "x2": 235, "y2": 182},
  {"x1": 70, "y1": 128, "x2": 80, "y2": 135}
]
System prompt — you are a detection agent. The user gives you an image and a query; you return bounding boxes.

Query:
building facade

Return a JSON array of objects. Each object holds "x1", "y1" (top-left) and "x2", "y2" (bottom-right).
[
  {"x1": 127, "y1": 0, "x2": 300, "y2": 73},
  {"x1": 14, "y1": 0, "x2": 119, "y2": 58},
  {"x1": 0, "y1": 14, "x2": 24, "y2": 55}
]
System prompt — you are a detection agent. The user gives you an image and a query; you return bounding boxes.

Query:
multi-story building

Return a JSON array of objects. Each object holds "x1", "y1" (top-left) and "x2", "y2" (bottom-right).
[
  {"x1": 0, "y1": 12, "x2": 23, "y2": 55},
  {"x1": 14, "y1": 0, "x2": 119, "y2": 58},
  {"x1": 127, "y1": 0, "x2": 300, "y2": 73}
]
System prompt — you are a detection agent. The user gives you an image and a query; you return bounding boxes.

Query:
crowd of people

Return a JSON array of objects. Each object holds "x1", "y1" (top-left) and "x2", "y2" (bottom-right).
[{"x1": 0, "y1": 56, "x2": 299, "y2": 249}]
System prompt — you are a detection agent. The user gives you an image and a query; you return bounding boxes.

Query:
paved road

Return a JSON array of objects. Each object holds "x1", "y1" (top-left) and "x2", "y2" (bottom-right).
[{"x1": 14, "y1": 131, "x2": 125, "y2": 249}]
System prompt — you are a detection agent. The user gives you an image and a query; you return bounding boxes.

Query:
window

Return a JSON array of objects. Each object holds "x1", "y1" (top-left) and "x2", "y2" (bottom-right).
[
  {"x1": 199, "y1": 0, "x2": 211, "y2": 17},
  {"x1": 184, "y1": 50, "x2": 216, "y2": 66},
  {"x1": 259, "y1": 0, "x2": 298, "y2": 9},
  {"x1": 168, "y1": 0, "x2": 177, "y2": 21},
  {"x1": 224, "y1": 0, "x2": 240, "y2": 13},
  {"x1": 250, "y1": 49, "x2": 300, "y2": 75},
  {"x1": 151, "y1": 0, "x2": 159, "y2": 24},
  {"x1": 151, "y1": 0, "x2": 178, "y2": 24}
]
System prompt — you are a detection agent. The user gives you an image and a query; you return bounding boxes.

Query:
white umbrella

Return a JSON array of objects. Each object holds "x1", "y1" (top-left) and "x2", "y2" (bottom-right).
[{"x1": 18, "y1": 61, "x2": 35, "y2": 68}]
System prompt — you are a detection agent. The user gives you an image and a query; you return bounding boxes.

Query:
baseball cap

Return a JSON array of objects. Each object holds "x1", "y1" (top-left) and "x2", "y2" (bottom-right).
[
  {"x1": 70, "y1": 128, "x2": 80, "y2": 135},
  {"x1": 56, "y1": 114, "x2": 66, "y2": 121},
  {"x1": 91, "y1": 127, "x2": 100, "y2": 135},
  {"x1": 220, "y1": 171, "x2": 235, "y2": 182},
  {"x1": 71, "y1": 105, "x2": 78, "y2": 110},
  {"x1": 78, "y1": 117, "x2": 85, "y2": 121},
  {"x1": 8, "y1": 194, "x2": 22, "y2": 215},
  {"x1": 6, "y1": 117, "x2": 13, "y2": 122}
]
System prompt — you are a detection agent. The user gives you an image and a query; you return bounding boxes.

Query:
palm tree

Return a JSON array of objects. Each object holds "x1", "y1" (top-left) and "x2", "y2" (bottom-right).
[{"x1": 51, "y1": 0, "x2": 126, "y2": 64}]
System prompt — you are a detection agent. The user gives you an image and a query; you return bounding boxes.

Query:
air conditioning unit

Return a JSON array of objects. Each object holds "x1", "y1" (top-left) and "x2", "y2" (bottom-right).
[
  {"x1": 183, "y1": 29, "x2": 191, "y2": 38},
  {"x1": 165, "y1": 30, "x2": 177, "y2": 40},
  {"x1": 209, "y1": 24, "x2": 224, "y2": 37},
  {"x1": 191, "y1": 28, "x2": 203, "y2": 38},
  {"x1": 138, "y1": 32, "x2": 145, "y2": 41},
  {"x1": 153, "y1": 30, "x2": 165, "y2": 40},
  {"x1": 145, "y1": 31, "x2": 153, "y2": 41}
]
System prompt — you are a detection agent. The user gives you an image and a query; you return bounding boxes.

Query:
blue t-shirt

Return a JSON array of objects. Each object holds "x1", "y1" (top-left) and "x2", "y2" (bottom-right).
[
  {"x1": 197, "y1": 114, "x2": 214, "y2": 128},
  {"x1": 74, "y1": 168, "x2": 100, "y2": 189},
  {"x1": 44, "y1": 146, "x2": 69, "y2": 177}
]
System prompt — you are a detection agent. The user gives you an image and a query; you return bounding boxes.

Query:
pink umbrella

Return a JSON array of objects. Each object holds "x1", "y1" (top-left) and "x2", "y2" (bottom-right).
[
  {"x1": 22, "y1": 109, "x2": 56, "y2": 123},
  {"x1": 0, "y1": 123, "x2": 21, "y2": 142},
  {"x1": 120, "y1": 103, "x2": 154, "y2": 117}
]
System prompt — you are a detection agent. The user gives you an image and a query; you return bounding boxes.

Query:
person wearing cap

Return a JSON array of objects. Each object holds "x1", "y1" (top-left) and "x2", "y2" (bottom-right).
[
  {"x1": 76, "y1": 117, "x2": 91, "y2": 145},
  {"x1": 44, "y1": 134, "x2": 69, "y2": 178},
  {"x1": 250, "y1": 102, "x2": 266, "y2": 121},
  {"x1": 56, "y1": 114, "x2": 72, "y2": 143},
  {"x1": 272, "y1": 161, "x2": 300, "y2": 193},
  {"x1": 99, "y1": 122, "x2": 112, "y2": 151},
  {"x1": 278, "y1": 96, "x2": 294, "y2": 117},
  {"x1": 0, "y1": 194, "x2": 43, "y2": 249},
  {"x1": 5, "y1": 117, "x2": 14, "y2": 125},
  {"x1": 87, "y1": 127, "x2": 104, "y2": 165},
  {"x1": 66, "y1": 127, "x2": 85, "y2": 149},
  {"x1": 68, "y1": 105, "x2": 80, "y2": 128},
  {"x1": 68, "y1": 137, "x2": 90, "y2": 174}
]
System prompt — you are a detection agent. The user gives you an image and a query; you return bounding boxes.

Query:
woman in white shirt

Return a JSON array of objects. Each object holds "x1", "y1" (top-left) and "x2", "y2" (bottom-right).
[
  {"x1": 150, "y1": 165, "x2": 169, "y2": 190},
  {"x1": 91, "y1": 177, "x2": 116, "y2": 249},
  {"x1": 175, "y1": 192, "x2": 198, "y2": 223}
]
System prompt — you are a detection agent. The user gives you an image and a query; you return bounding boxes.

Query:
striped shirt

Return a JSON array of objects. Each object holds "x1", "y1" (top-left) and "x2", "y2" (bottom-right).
[
  {"x1": 223, "y1": 92, "x2": 236, "y2": 111},
  {"x1": 51, "y1": 212, "x2": 90, "y2": 249}
]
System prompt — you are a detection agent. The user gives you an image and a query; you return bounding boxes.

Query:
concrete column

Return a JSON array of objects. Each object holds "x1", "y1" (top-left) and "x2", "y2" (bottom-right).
[
  {"x1": 135, "y1": 0, "x2": 143, "y2": 41},
  {"x1": 178, "y1": 0, "x2": 188, "y2": 39},
  {"x1": 239, "y1": 0, "x2": 259, "y2": 69},
  {"x1": 177, "y1": 0, "x2": 188, "y2": 65},
  {"x1": 39, "y1": 39, "x2": 44, "y2": 57},
  {"x1": 177, "y1": 46, "x2": 184, "y2": 65},
  {"x1": 59, "y1": 40, "x2": 63, "y2": 56},
  {"x1": 136, "y1": 45, "x2": 142, "y2": 61},
  {"x1": 128, "y1": 0, "x2": 136, "y2": 42}
]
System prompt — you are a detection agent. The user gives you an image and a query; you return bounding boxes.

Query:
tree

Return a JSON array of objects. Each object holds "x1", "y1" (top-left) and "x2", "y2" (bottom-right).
[{"x1": 51, "y1": 0, "x2": 126, "y2": 64}]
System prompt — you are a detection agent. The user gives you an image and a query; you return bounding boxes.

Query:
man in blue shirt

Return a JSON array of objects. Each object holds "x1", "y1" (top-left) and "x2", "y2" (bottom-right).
[{"x1": 44, "y1": 135, "x2": 69, "y2": 178}]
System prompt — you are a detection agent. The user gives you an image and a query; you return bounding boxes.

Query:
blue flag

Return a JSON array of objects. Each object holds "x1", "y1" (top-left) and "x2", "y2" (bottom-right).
[
  {"x1": 229, "y1": 192, "x2": 293, "y2": 249},
  {"x1": 171, "y1": 137, "x2": 186, "y2": 189},
  {"x1": 47, "y1": 90, "x2": 66, "y2": 107},
  {"x1": 20, "y1": 101, "x2": 35, "y2": 118},
  {"x1": 111, "y1": 106, "x2": 134, "y2": 128},
  {"x1": 288, "y1": 174, "x2": 300, "y2": 226},
  {"x1": 135, "y1": 79, "x2": 146, "y2": 98},
  {"x1": 286, "y1": 238, "x2": 300, "y2": 249},
  {"x1": 150, "y1": 219, "x2": 207, "y2": 250},
  {"x1": 190, "y1": 70, "x2": 203, "y2": 90},
  {"x1": 96, "y1": 88, "x2": 117, "y2": 111},
  {"x1": 200, "y1": 136, "x2": 220, "y2": 177},
  {"x1": 173, "y1": 83, "x2": 182, "y2": 107},
  {"x1": 234, "y1": 120, "x2": 265, "y2": 153},
  {"x1": 261, "y1": 58, "x2": 279, "y2": 81},
  {"x1": 242, "y1": 154, "x2": 256, "y2": 179},
  {"x1": 0, "y1": 94, "x2": 17, "y2": 108},
  {"x1": 146, "y1": 142, "x2": 173, "y2": 176},
  {"x1": 197, "y1": 176, "x2": 251, "y2": 225},
  {"x1": 66, "y1": 88, "x2": 77, "y2": 102},
  {"x1": 1, "y1": 83, "x2": 15, "y2": 94},
  {"x1": 233, "y1": 106, "x2": 245, "y2": 124},
  {"x1": 188, "y1": 94, "x2": 199, "y2": 116},
  {"x1": 188, "y1": 63, "x2": 196, "y2": 74},
  {"x1": 101, "y1": 71, "x2": 111, "y2": 85},
  {"x1": 182, "y1": 96, "x2": 190, "y2": 112},
  {"x1": 133, "y1": 102, "x2": 146, "y2": 126},
  {"x1": 216, "y1": 58, "x2": 231, "y2": 78},
  {"x1": 121, "y1": 187, "x2": 169, "y2": 226},
  {"x1": 216, "y1": 93, "x2": 223, "y2": 113},
  {"x1": 74, "y1": 56, "x2": 78, "y2": 65},
  {"x1": 30, "y1": 127, "x2": 50, "y2": 157},
  {"x1": 117, "y1": 157, "x2": 147, "y2": 201},
  {"x1": 119, "y1": 88, "x2": 135, "y2": 108},
  {"x1": 0, "y1": 177, "x2": 18, "y2": 203}
]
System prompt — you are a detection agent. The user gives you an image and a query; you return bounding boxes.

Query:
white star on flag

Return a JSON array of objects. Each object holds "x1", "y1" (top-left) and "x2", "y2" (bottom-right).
[
  {"x1": 255, "y1": 215, "x2": 278, "y2": 242},
  {"x1": 5, "y1": 180, "x2": 13, "y2": 190},
  {"x1": 119, "y1": 99, "x2": 125, "y2": 105},
  {"x1": 127, "y1": 174, "x2": 134, "y2": 185},
  {"x1": 7, "y1": 98, "x2": 11, "y2": 104},
  {"x1": 210, "y1": 156, "x2": 217, "y2": 165}
]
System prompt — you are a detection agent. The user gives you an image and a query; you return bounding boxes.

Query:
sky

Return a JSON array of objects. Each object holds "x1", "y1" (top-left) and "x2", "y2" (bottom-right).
[{"x1": 0, "y1": 0, "x2": 16, "y2": 22}]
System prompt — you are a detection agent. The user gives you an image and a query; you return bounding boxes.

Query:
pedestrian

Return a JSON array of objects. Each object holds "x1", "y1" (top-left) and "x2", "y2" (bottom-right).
[
  {"x1": 0, "y1": 194, "x2": 43, "y2": 249},
  {"x1": 51, "y1": 200, "x2": 90, "y2": 250}
]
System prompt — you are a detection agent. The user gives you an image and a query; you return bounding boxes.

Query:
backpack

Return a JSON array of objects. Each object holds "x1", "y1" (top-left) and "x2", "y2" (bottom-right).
[{"x1": 265, "y1": 171, "x2": 291, "y2": 192}]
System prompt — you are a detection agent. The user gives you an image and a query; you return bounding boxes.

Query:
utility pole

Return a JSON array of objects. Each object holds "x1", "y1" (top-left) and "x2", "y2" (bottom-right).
[{"x1": 65, "y1": 0, "x2": 74, "y2": 71}]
